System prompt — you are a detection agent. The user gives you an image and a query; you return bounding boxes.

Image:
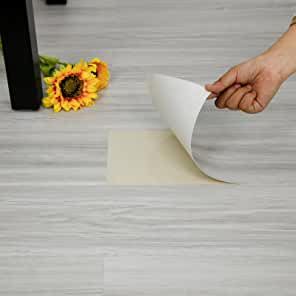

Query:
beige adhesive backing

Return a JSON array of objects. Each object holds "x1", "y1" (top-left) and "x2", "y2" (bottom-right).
[{"x1": 107, "y1": 130, "x2": 220, "y2": 185}]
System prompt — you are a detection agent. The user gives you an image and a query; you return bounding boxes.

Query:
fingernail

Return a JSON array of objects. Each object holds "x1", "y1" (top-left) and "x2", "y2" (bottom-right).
[{"x1": 207, "y1": 93, "x2": 216, "y2": 100}]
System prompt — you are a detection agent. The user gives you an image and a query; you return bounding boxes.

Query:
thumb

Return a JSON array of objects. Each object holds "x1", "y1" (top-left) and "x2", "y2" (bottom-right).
[{"x1": 205, "y1": 66, "x2": 238, "y2": 95}]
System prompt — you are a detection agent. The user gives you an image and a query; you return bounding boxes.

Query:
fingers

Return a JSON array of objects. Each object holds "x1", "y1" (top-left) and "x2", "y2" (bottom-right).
[
  {"x1": 205, "y1": 66, "x2": 238, "y2": 95},
  {"x1": 213, "y1": 84, "x2": 262, "y2": 113},
  {"x1": 239, "y1": 92, "x2": 264, "y2": 114},
  {"x1": 225, "y1": 84, "x2": 253, "y2": 110},
  {"x1": 215, "y1": 84, "x2": 241, "y2": 108},
  {"x1": 215, "y1": 84, "x2": 252, "y2": 110}
]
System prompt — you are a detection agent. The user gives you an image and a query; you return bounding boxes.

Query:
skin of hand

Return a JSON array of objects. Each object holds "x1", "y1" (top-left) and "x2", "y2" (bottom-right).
[{"x1": 205, "y1": 25, "x2": 296, "y2": 113}]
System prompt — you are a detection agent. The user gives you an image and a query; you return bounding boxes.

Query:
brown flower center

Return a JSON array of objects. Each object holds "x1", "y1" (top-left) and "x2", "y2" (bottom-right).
[{"x1": 60, "y1": 75, "x2": 84, "y2": 98}]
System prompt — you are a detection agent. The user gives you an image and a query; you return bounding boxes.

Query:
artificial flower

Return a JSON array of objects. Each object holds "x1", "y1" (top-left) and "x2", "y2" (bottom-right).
[
  {"x1": 1, "y1": 37, "x2": 110, "y2": 112},
  {"x1": 88, "y1": 58, "x2": 110, "y2": 90},
  {"x1": 42, "y1": 60, "x2": 99, "y2": 112}
]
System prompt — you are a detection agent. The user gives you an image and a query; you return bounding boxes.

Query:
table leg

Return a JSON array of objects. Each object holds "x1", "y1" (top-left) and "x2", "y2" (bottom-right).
[{"x1": 1, "y1": 0, "x2": 42, "y2": 110}]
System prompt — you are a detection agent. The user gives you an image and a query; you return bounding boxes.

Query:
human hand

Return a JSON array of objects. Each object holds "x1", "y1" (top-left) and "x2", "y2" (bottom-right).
[
  {"x1": 205, "y1": 26, "x2": 296, "y2": 114},
  {"x1": 205, "y1": 55, "x2": 284, "y2": 113}
]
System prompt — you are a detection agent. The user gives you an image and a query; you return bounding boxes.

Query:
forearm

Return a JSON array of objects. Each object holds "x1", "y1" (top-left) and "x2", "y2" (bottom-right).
[{"x1": 263, "y1": 24, "x2": 296, "y2": 80}]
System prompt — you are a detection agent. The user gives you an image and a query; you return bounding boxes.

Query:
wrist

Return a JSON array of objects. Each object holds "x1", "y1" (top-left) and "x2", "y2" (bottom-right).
[{"x1": 263, "y1": 25, "x2": 296, "y2": 80}]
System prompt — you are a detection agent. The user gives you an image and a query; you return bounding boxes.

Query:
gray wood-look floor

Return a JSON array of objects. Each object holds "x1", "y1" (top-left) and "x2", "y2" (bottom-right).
[{"x1": 1, "y1": 0, "x2": 296, "y2": 295}]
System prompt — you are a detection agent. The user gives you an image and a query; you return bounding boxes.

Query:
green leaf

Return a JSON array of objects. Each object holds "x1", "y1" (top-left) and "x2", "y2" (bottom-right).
[
  {"x1": 39, "y1": 55, "x2": 60, "y2": 65},
  {"x1": 40, "y1": 64, "x2": 56, "y2": 77}
]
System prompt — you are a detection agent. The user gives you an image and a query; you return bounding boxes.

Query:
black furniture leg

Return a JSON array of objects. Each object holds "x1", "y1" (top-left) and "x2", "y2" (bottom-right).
[
  {"x1": 0, "y1": 0, "x2": 42, "y2": 110},
  {"x1": 46, "y1": 0, "x2": 67, "y2": 4}
]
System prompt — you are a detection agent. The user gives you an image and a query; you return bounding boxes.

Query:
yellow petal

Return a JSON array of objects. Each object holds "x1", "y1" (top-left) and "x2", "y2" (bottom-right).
[
  {"x1": 42, "y1": 97, "x2": 53, "y2": 108},
  {"x1": 88, "y1": 92, "x2": 98, "y2": 99},
  {"x1": 62, "y1": 100, "x2": 71, "y2": 112},
  {"x1": 87, "y1": 100, "x2": 95, "y2": 107},
  {"x1": 91, "y1": 58, "x2": 101, "y2": 64},
  {"x1": 53, "y1": 103, "x2": 62, "y2": 112},
  {"x1": 84, "y1": 97, "x2": 94, "y2": 106},
  {"x1": 73, "y1": 105, "x2": 80, "y2": 111},
  {"x1": 88, "y1": 64, "x2": 97, "y2": 73},
  {"x1": 87, "y1": 85, "x2": 98, "y2": 93},
  {"x1": 70, "y1": 99, "x2": 81, "y2": 111},
  {"x1": 44, "y1": 77, "x2": 54, "y2": 85},
  {"x1": 65, "y1": 64, "x2": 72, "y2": 72},
  {"x1": 81, "y1": 71, "x2": 92, "y2": 80}
]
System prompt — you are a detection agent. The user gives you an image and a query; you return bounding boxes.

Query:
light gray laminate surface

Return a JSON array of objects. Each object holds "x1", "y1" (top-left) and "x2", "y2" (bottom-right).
[
  {"x1": 0, "y1": 250, "x2": 103, "y2": 296},
  {"x1": 105, "y1": 254, "x2": 296, "y2": 296},
  {"x1": 0, "y1": 0, "x2": 296, "y2": 295},
  {"x1": 1, "y1": 185, "x2": 296, "y2": 295}
]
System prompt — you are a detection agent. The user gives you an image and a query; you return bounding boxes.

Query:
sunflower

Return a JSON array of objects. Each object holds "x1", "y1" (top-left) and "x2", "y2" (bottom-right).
[
  {"x1": 88, "y1": 58, "x2": 110, "y2": 90},
  {"x1": 42, "y1": 60, "x2": 99, "y2": 112}
]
